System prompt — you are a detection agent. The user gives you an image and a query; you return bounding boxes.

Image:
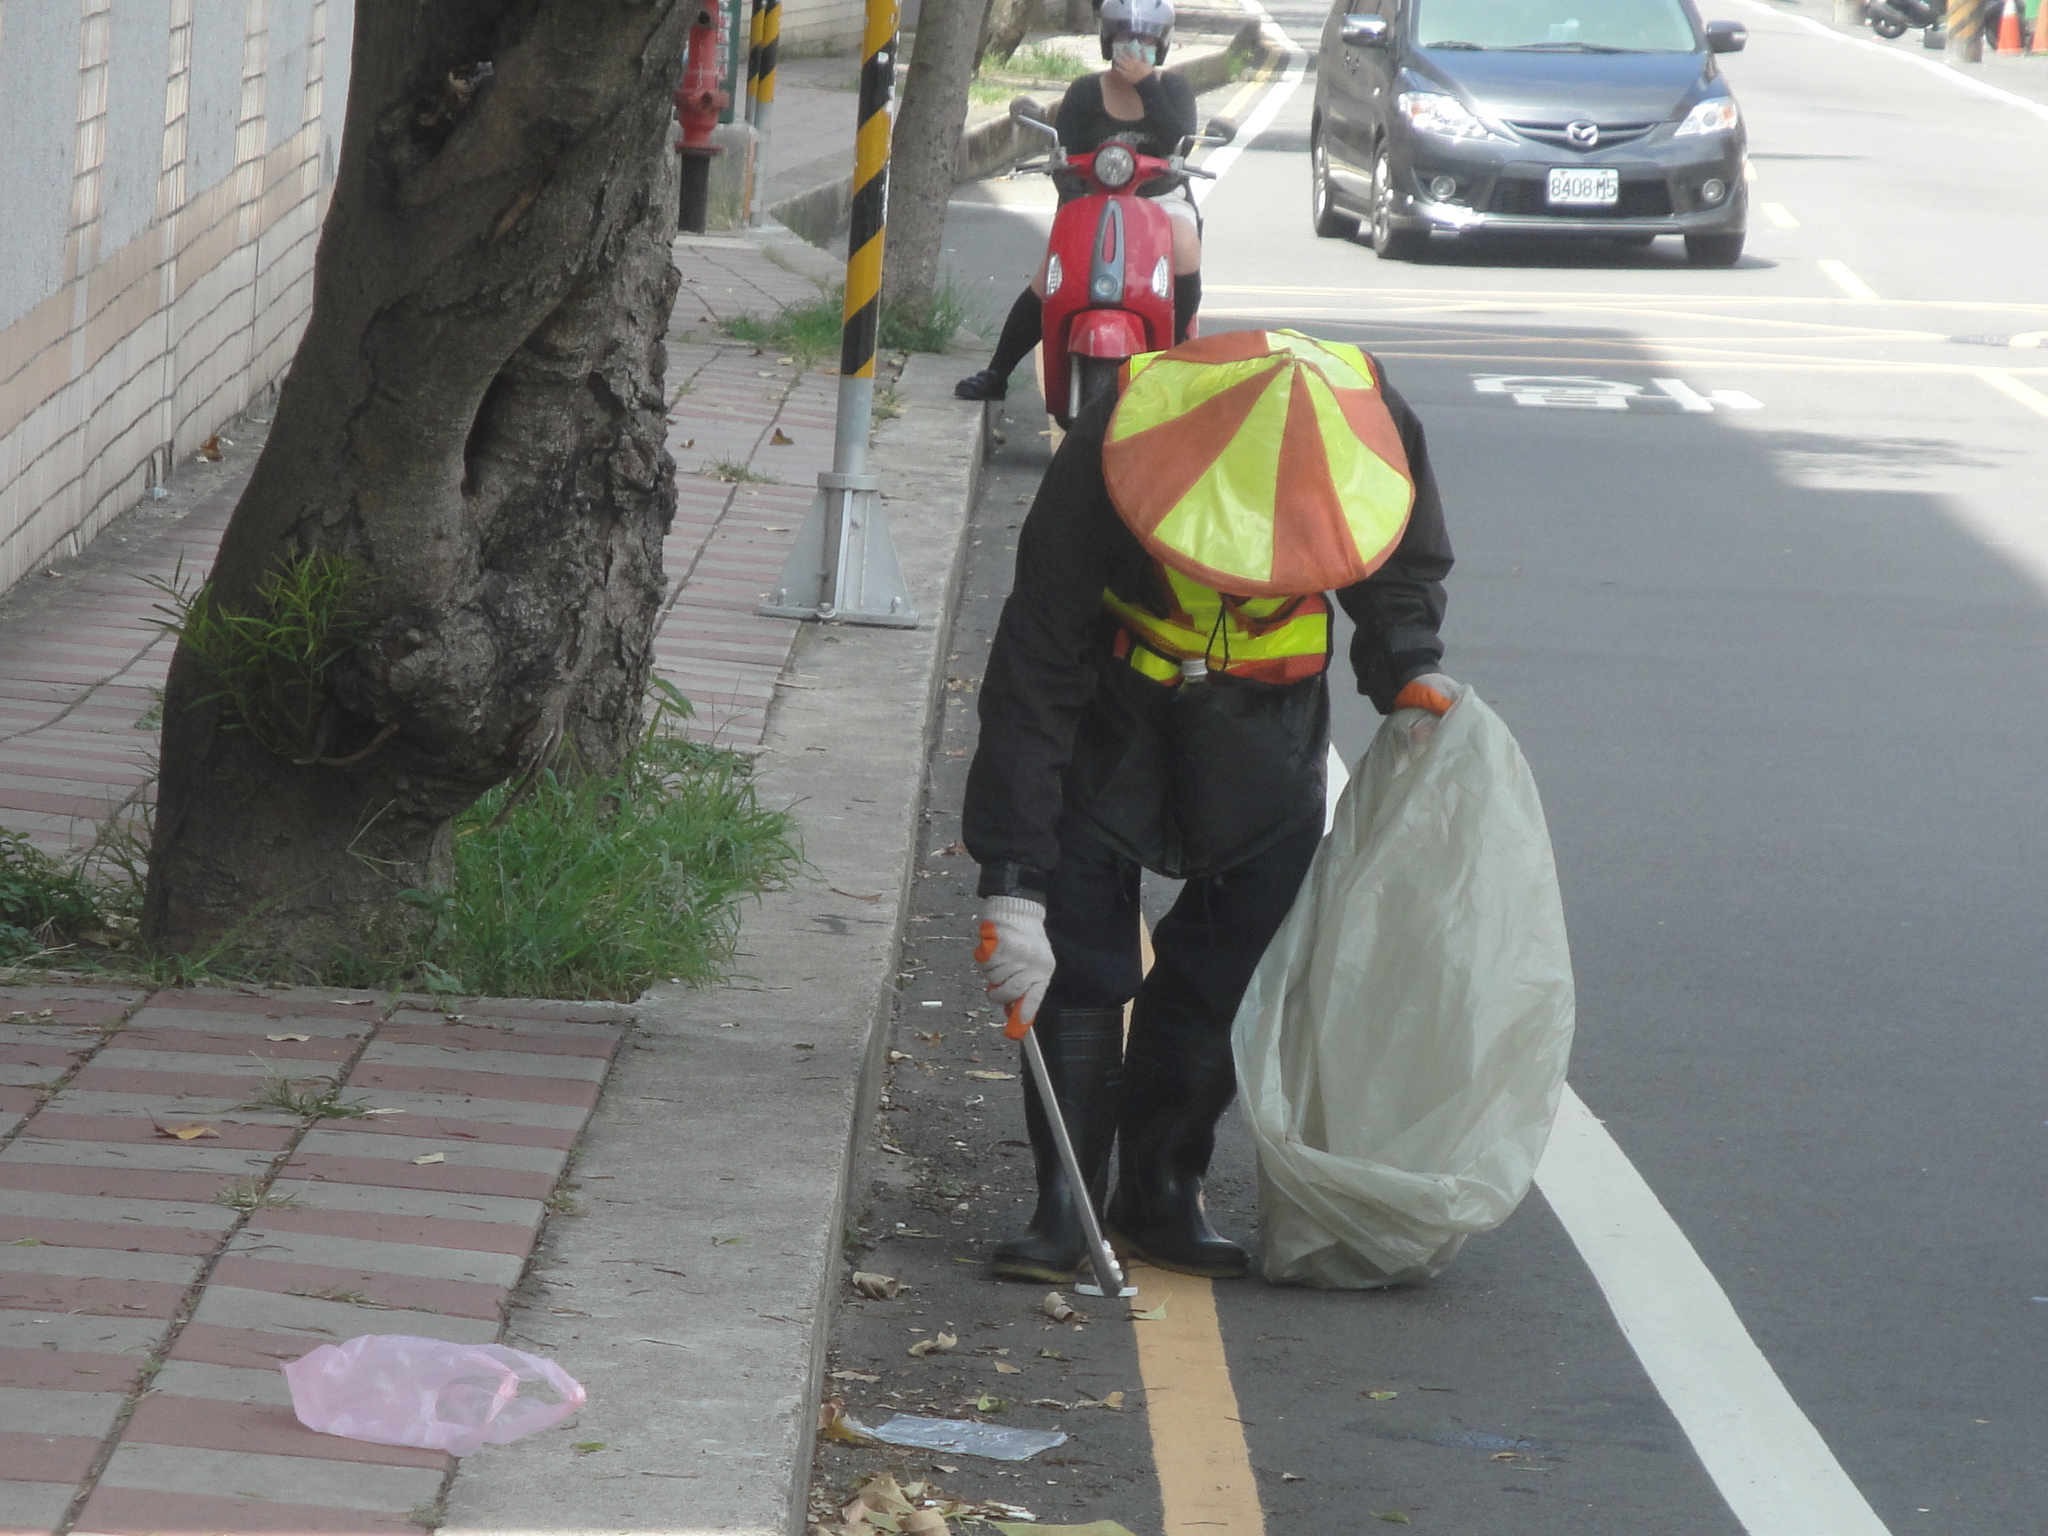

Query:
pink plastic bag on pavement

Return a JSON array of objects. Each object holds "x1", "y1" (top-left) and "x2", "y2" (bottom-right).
[{"x1": 282, "y1": 1334, "x2": 586, "y2": 1456}]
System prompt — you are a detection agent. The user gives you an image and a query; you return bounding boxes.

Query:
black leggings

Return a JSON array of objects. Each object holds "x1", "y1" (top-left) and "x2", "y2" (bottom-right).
[{"x1": 983, "y1": 273, "x2": 1205, "y2": 381}]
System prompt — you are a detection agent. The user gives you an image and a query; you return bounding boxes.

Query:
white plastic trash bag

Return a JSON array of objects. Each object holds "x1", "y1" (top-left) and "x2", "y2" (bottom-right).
[{"x1": 1232, "y1": 683, "x2": 1576, "y2": 1288}]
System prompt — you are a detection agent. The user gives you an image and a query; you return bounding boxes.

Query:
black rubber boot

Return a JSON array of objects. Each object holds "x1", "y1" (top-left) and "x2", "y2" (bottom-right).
[
  {"x1": 991, "y1": 1007, "x2": 1124, "y2": 1284},
  {"x1": 1105, "y1": 1031, "x2": 1250, "y2": 1279}
]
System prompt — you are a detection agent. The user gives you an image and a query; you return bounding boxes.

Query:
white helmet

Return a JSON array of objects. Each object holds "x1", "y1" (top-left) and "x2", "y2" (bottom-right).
[{"x1": 1099, "y1": 0, "x2": 1174, "y2": 64}]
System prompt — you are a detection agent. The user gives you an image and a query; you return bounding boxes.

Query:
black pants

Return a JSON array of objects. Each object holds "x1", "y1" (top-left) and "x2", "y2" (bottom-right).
[{"x1": 1040, "y1": 811, "x2": 1323, "y2": 1057}]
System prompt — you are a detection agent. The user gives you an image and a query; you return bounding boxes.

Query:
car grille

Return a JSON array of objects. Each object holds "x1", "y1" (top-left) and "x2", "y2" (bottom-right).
[
  {"x1": 1506, "y1": 120, "x2": 1658, "y2": 149},
  {"x1": 1489, "y1": 175, "x2": 1675, "y2": 218}
]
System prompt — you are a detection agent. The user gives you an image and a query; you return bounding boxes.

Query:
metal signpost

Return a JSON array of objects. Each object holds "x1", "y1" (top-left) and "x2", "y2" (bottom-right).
[{"x1": 760, "y1": 0, "x2": 918, "y2": 629}]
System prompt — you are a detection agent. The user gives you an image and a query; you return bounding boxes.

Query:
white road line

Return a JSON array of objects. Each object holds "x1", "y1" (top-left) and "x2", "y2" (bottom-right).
[
  {"x1": 1321, "y1": 749, "x2": 1889, "y2": 1535},
  {"x1": 1760, "y1": 202, "x2": 1800, "y2": 229},
  {"x1": 1190, "y1": 0, "x2": 1308, "y2": 205},
  {"x1": 1818, "y1": 260, "x2": 1879, "y2": 301},
  {"x1": 1736, "y1": 0, "x2": 2048, "y2": 130},
  {"x1": 1537, "y1": 1089, "x2": 1893, "y2": 1536},
  {"x1": 1977, "y1": 367, "x2": 2048, "y2": 419},
  {"x1": 1653, "y1": 377, "x2": 1716, "y2": 412}
]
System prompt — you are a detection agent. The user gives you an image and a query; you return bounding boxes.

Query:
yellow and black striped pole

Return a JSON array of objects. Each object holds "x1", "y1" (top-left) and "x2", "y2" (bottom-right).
[
  {"x1": 759, "y1": 0, "x2": 917, "y2": 628},
  {"x1": 838, "y1": 0, "x2": 897, "y2": 401},
  {"x1": 748, "y1": 0, "x2": 780, "y2": 223}
]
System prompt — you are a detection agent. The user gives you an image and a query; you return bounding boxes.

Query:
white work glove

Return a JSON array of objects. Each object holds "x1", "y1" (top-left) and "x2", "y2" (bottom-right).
[
  {"x1": 1390, "y1": 672, "x2": 1460, "y2": 747},
  {"x1": 974, "y1": 895, "x2": 1055, "y2": 1035}
]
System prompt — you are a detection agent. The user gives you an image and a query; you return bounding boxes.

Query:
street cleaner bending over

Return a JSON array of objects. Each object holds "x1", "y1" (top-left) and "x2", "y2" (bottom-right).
[{"x1": 965, "y1": 330, "x2": 1457, "y2": 1282}]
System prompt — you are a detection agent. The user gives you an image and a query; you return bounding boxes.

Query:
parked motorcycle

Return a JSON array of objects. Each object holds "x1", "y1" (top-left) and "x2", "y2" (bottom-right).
[
  {"x1": 1863, "y1": 0, "x2": 1946, "y2": 44},
  {"x1": 1008, "y1": 100, "x2": 1235, "y2": 426}
]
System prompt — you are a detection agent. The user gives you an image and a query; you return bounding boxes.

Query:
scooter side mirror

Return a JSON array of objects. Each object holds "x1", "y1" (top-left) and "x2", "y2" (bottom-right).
[
  {"x1": 1704, "y1": 19, "x2": 1747, "y2": 51},
  {"x1": 1202, "y1": 116, "x2": 1238, "y2": 146},
  {"x1": 1340, "y1": 14, "x2": 1390, "y2": 47}
]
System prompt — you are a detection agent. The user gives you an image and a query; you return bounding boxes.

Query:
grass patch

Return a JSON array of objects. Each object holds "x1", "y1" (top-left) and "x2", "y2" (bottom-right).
[
  {"x1": 214, "y1": 1178, "x2": 305, "y2": 1212},
  {"x1": 990, "y1": 42, "x2": 1092, "y2": 81},
  {"x1": 722, "y1": 279, "x2": 977, "y2": 366},
  {"x1": 242, "y1": 1066, "x2": 376, "y2": 1120},
  {"x1": 396, "y1": 683, "x2": 801, "y2": 1001},
  {"x1": 707, "y1": 459, "x2": 778, "y2": 484},
  {"x1": 0, "y1": 830, "x2": 108, "y2": 963},
  {"x1": 146, "y1": 551, "x2": 367, "y2": 763}
]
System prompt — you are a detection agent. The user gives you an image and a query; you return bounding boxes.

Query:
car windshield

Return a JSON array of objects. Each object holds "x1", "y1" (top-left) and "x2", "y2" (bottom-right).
[{"x1": 1413, "y1": 0, "x2": 1698, "y2": 51}]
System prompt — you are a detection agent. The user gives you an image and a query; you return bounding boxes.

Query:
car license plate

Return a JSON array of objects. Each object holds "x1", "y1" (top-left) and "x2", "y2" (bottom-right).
[{"x1": 1547, "y1": 167, "x2": 1619, "y2": 207}]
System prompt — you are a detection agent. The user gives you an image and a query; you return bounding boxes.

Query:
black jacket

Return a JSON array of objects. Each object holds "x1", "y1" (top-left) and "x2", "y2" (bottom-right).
[{"x1": 964, "y1": 365, "x2": 1453, "y2": 892}]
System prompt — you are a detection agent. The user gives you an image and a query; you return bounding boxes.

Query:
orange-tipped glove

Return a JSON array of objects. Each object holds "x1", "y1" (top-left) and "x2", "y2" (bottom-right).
[
  {"x1": 974, "y1": 896, "x2": 1054, "y2": 1038},
  {"x1": 1392, "y1": 672, "x2": 1458, "y2": 716},
  {"x1": 1391, "y1": 672, "x2": 1459, "y2": 747}
]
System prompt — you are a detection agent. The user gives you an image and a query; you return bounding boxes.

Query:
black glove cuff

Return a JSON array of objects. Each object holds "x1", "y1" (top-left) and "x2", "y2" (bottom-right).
[{"x1": 977, "y1": 861, "x2": 1052, "y2": 901}]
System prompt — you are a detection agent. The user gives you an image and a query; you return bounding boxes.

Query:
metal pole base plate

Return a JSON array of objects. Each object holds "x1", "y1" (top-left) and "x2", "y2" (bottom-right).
[
  {"x1": 1074, "y1": 1282, "x2": 1141, "y2": 1298},
  {"x1": 759, "y1": 475, "x2": 920, "y2": 628}
]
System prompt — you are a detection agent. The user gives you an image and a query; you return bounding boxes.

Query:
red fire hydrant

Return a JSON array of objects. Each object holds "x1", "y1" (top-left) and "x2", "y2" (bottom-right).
[{"x1": 675, "y1": 3, "x2": 729, "y2": 233}]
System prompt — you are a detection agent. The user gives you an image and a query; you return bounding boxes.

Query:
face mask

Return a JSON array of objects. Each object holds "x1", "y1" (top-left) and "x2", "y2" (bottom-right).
[{"x1": 1112, "y1": 38, "x2": 1151, "y2": 63}]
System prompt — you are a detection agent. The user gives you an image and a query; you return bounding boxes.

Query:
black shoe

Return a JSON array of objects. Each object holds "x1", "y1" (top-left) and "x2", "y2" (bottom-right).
[
  {"x1": 954, "y1": 368, "x2": 1009, "y2": 401},
  {"x1": 991, "y1": 1008, "x2": 1123, "y2": 1283},
  {"x1": 1105, "y1": 1031, "x2": 1250, "y2": 1279}
]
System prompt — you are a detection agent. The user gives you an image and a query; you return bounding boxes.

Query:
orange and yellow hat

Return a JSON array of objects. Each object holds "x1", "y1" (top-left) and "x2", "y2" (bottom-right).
[{"x1": 1103, "y1": 330, "x2": 1415, "y2": 598}]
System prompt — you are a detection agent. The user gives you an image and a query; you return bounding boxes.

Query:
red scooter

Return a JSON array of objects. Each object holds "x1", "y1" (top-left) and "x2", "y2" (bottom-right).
[{"x1": 1009, "y1": 102, "x2": 1234, "y2": 426}]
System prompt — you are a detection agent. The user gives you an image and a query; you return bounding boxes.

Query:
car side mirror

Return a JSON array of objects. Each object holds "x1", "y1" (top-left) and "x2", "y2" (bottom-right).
[
  {"x1": 1203, "y1": 116, "x2": 1238, "y2": 145},
  {"x1": 1705, "y1": 20, "x2": 1747, "y2": 51},
  {"x1": 1340, "y1": 14, "x2": 1390, "y2": 47}
]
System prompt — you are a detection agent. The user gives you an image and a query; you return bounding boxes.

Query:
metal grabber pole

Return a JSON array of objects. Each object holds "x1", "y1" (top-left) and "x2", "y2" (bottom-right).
[{"x1": 760, "y1": 0, "x2": 918, "y2": 628}]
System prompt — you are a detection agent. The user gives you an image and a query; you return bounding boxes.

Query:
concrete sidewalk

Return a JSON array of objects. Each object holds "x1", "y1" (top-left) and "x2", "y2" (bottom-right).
[{"x1": 0, "y1": 214, "x2": 986, "y2": 1535}]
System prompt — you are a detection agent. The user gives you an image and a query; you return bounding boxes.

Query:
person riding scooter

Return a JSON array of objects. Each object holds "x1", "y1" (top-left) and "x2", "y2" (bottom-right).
[
  {"x1": 966, "y1": 330, "x2": 1459, "y2": 1281},
  {"x1": 955, "y1": 0, "x2": 1202, "y2": 403}
]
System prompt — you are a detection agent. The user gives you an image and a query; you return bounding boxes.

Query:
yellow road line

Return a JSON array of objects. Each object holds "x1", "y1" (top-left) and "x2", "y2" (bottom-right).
[
  {"x1": 1215, "y1": 52, "x2": 1280, "y2": 125},
  {"x1": 1817, "y1": 259, "x2": 1879, "y2": 301},
  {"x1": 1978, "y1": 367, "x2": 2048, "y2": 419},
  {"x1": 1131, "y1": 1265, "x2": 1266, "y2": 1536}
]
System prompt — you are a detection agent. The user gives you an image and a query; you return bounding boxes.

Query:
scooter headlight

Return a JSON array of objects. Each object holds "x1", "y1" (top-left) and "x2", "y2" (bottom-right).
[
  {"x1": 1151, "y1": 256, "x2": 1171, "y2": 299},
  {"x1": 1094, "y1": 143, "x2": 1138, "y2": 189},
  {"x1": 1046, "y1": 254, "x2": 1063, "y2": 296}
]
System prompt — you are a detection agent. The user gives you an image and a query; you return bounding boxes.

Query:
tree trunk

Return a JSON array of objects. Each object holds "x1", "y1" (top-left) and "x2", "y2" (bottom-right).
[
  {"x1": 984, "y1": 0, "x2": 1036, "y2": 64},
  {"x1": 143, "y1": 0, "x2": 686, "y2": 969},
  {"x1": 884, "y1": 0, "x2": 998, "y2": 316}
]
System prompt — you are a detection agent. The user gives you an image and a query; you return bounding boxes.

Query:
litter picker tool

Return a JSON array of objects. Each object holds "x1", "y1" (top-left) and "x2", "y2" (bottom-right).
[{"x1": 1008, "y1": 1005, "x2": 1137, "y2": 1298}]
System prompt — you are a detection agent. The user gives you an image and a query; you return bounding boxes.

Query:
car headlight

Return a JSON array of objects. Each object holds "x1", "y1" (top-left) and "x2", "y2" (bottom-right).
[
  {"x1": 1675, "y1": 98, "x2": 1740, "y2": 136},
  {"x1": 1395, "y1": 92, "x2": 1505, "y2": 141},
  {"x1": 1095, "y1": 143, "x2": 1137, "y2": 188}
]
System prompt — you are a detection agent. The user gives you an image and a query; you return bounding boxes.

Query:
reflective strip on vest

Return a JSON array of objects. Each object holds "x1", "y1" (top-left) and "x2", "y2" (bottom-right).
[{"x1": 1103, "y1": 564, "x2": 1331, "y2": 687}]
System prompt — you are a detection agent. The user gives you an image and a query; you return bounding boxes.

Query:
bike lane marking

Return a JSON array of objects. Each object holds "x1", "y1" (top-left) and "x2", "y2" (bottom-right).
[
  {"x1": 1977, "y1": 366, "x2": 2048, "y2": 420},
  {"x1": 1191, "y1": 0, "x2": 1309, "y2": 207},
  {"x1": 1537, "y1": 1090, "x2": 1893, "y2": 1536}
]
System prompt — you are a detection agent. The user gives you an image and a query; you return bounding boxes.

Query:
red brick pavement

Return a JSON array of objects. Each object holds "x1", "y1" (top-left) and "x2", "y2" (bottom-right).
[{"x1": 0, "y1": 982, "x2": 630, "y2": 1536}]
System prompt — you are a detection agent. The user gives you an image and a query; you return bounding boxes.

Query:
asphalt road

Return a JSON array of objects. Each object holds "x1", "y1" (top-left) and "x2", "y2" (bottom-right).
[{"x1": 813, "y1": 8, "x2": 2048, "y2": 1533}]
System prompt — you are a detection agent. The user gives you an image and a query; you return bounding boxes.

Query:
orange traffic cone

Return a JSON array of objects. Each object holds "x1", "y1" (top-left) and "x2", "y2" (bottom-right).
[{"x1": 1996, "y1": 0, "x2": 2022, "y2": 51}]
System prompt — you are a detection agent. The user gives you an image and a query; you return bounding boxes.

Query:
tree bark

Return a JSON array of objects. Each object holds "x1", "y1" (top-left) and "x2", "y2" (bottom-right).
[
  {"x1": 143, "y1": 0, "x2": 687, "y2": 968},
  {"x1": 884, "y1": 0, "x2": 998, "y2": 317}
]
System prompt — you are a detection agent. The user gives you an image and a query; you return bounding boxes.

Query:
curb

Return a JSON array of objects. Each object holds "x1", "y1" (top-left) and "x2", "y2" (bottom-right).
[
  {"x1": 770, "y1": 26, "x2": 1263, "y2": 248},
  {"x1": 437, "y1": 354, "x2": 985, "y2": 1536}
]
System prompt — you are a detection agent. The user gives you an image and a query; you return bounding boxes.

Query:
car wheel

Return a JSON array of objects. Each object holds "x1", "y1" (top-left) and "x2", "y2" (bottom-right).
[
  {"x1": 1311, "y1": 130, "x2": 1361, "y2": 239},
  {"x1": 1684, "y1": 230, "x2": 1745, "y2": 266},
  {"x1": 1871, "y1": 15, "x2": 1907, "y2": 35},
  {"x1": 1370, "y1": 151, "x2": 1429, "y2": 261}
]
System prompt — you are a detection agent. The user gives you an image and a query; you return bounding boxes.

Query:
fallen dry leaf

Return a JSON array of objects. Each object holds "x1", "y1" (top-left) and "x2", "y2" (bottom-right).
[
  {"x1": 851, "y1": 1271, "x2": 902, "y2": 1300},
  {"x1": 830, "y1": 887, "x2": 884, "y2": 902},
  {"x1": 196, "y1": 434, "x2": 222, "y2": 461},
  {"x1": 1372, "y1": 1514, "x2": 1412, "y2": 1525},
  {"x1": 1042, "y1": 1292, "x2": 1078, "y2": 1323},
  {"x1": 903, "y1": 1511, "x2": 947, "y2": 1536},
  {"x1": 818, "y1": 1397, "x2": 874, "y2": 1446},
  {"x1": 413, "y1": 1152, "x2": 446, "y2": 1165},
  {"x1": 327, "y1": 999, "x2": 376, "y2": 1006},
  {"x1": 1365, "y1": 1389, "x2": 1399, "y2": 1400},
  {"x1": 994, "y1": 1361, "x2": 1022, "y2": 1374},
  {"x1": 155, "y1": 1123, "x2": 219, "y2": 1141},
  {"x1": 964, "y1": 1069, "x2": 1016, "y2": 1081},
  {"x1": 830, "y1": 1369, "x2": 881, "y2": 1384},
  {"x1": 1129, "y1": 1299, "x2": 1168, "y2": 1321},
  {"x1": 907, "y1": 1330, "x2": 957, "y2": 1358},
  {"x1": 264, "y1": 1033, "x2": 311, "y2": 1043},
  {"x1": 771, "y1": 428, "x2": 796, "y2": 445}
]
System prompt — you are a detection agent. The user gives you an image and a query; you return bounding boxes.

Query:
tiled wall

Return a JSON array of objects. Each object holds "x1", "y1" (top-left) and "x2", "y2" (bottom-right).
[
  {"x1": 0, "y1": 0, "x2": 353, "y2": 597},
  {"x1": 781, "y1": 0, "x2": 866, "y2": 55}
]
